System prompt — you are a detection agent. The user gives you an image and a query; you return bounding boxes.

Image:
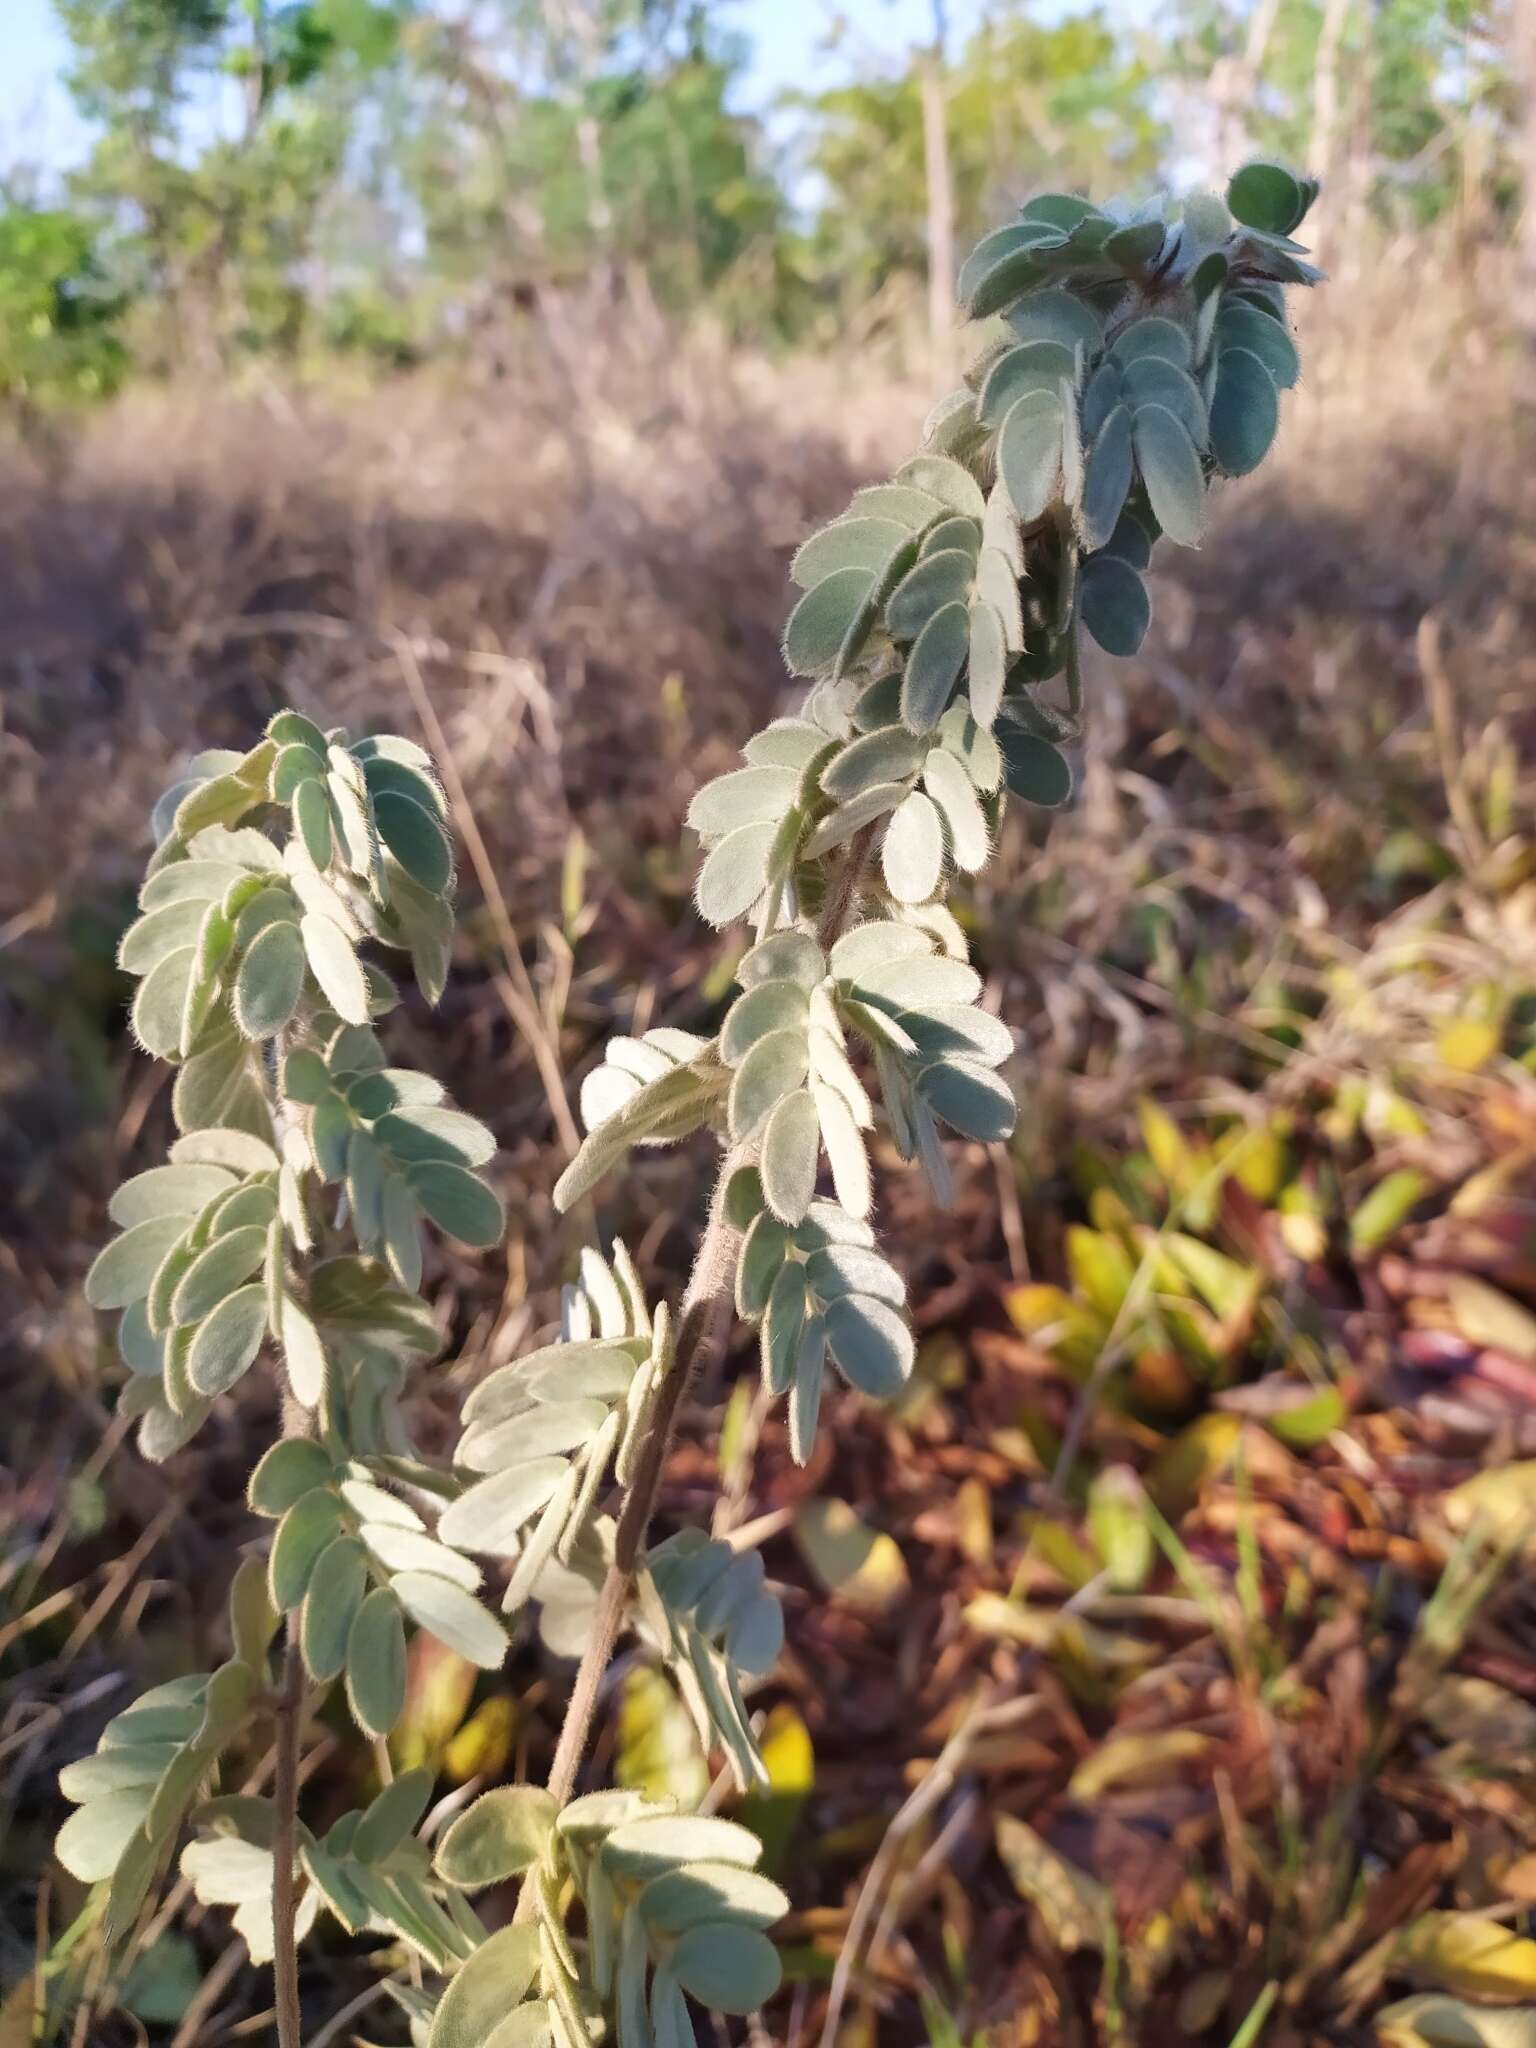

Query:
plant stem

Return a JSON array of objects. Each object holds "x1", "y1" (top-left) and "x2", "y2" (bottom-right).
[
  {"x1": 524, "y1": 826, "x2": 880, "y2": 1856},
  {"x1": 271, "y1": 1631, "x2": 305, "y2": 2048},
  {"x1": 516, "y1": 1158, "x2": 742, "y2": 1907}
]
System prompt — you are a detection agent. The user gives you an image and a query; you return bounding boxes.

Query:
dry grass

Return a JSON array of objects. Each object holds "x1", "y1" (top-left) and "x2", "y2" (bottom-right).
[{"x1": 6, "y1": 235, "x2": 1536, "y2": 2044}]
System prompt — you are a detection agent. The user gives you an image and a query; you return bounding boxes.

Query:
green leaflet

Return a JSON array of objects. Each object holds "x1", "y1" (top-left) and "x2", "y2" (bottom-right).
[
  {"x1": 272, "y1": 741, "x2": 322, "y2": 801},
  {"x1": 293, "y1": 777, "x2": 334, "y2": 869},
  {"x1": 428, "y1": 1926, "x2": 543, "y2": 2048},
  {"x1": 391, "y1": 1571, "x2": 508, "y2": 1669},
  {"x1": 186, "y1": 1283, "x2": 268, "y2": 1396},
  {"x1": 352, "y1": 1766, "x2": 435, "y2": 1863},
  {"x1": 738, "y1": 929, "x2": 825, "y2": 990},
  {"x1": 345, "y1": 1588, "x2": 407, "y2": 1737},
  {"x1": 790, "y1": 515, "x2": 907, "y2": 590},
  {"x1": 957, "y1": 630, "x2": 1003, "y2": 756},
  {"x1": 438, "y1": 1458, "x2": 571, "y2": 1554},
  {"x1": 967, "y1": 232, "x2": 1067, "y2": 319},
  {"x1": 804, "y1": 781, "x2": 907, "y2": 858},
  {"x1": 1104, "y1": 218, "x2": 1165, "y2": 277},
  {"x1": 169, "y1": 1224, "x2": 268, "y2": 1325},
  {"x1": 1227, "y1": 159, "x2": 1305, "y2": 235},
  {"x1": 86, "y1": 1214, "x2": 191, "y2": 1311},
  {"x1": 820, "y1": 726, "x2": 925, "y2": 802},
  {"x1": 729, "y1": 1027, "x2": 810, "y2": 1139},
  {"x1": 301, "y1": 912, "x2": 370, "y2": 1025},
  {"x1": 140, "y1": 859, "x2": 244, "y2": 910},
  {"x1": 638, "y1": 1861, "x2": 788, "y2": 1936},
  {"x1": 373, "y1": 790, "x2": 452, "y2": 892},
  {"x1": 849, "y1": 482, "x2": 945, "y2": 529},
  {"x1": 894, "y1": 454, "x2": 986, "y2": 519},
  {"x1": 978, "y1": 339, "x2": 1078, "y2": 427},
  {"x1": 119, "y1": 897, "x2": 208, "y2": 975},
  {"x1": 824, "y1": 1294, "x2": 915, "y2": 1398},
  {"x1": 301, "y1": 1535, "x2": 368, "y2": 1683},
  {"x1": 997, "y1": 725, "x2": 1074, "y2": 808},
  {"x1": 918, "y1": 1057, "x2": 1018, "y2": 1142},
  {"x1": 248, "y1": 1437, "x2": 335, "y2": 1515},
  {"x1": 760, "y1": 1088, "x2": 820, "y2": 1226},
  {"x1": 736, "y1": 1211, "x2": 791, "y2": 1320},
  {"x1": 1112, "y1": 315, "x2": 1192, "y2": 370},
  {"x1": 602, "y1": 1815, "x2": 761, "y2": 1885},
  {"x1": 1081, "y1": 359, "x2": 1122, "y2": 441},
  {"x1": 886, "y1": 548, "x2": 975, "y2": 642},
  {"x1": 1080, "y1": 403, "x2": 1134, "y2": 551},
  {"x1": 1005, "y1": 284, "x2": 1104, "y2": 356},
  {"x1": 669, "y1": 1923, "x2": 782, "y2": 2014},
  {"x1": 435, "y1": 1788, "x2": 557, "y2": 1889},
  {"x1": 376, "y1": 1105, "x2": 496, "y2": 1169},
  {"x1": 882, "y1": 789, "x2": 945, "y2": 905},
  {"x1": 269, "y1": 1487, "x2": 346, "y2": 1610},
  {"x1": 922, "y1": 748, "x2": 989, "y2": 872},
  {"x1": 919, "y1": 514, "x2": 981, "y2": 561},
  {"x1": 117, "y1": 1299, "x2": 165, "y2": 1376},
  {"x1": 235, "y1": 918, "x2": 305, "y2": 1039},
  {"x1": 268, "y1": 709, "x2": 328, "y2": 755},
  {"x1": 1209, "y1": 346, "x2": 1280, "y2": 476},
  {"x1": 973, "y1": 547, "x2": 1024, "y2": 650},
  {"x1": 1102, "y1": 507, "x2": 1154, "y2": 571},
  {"x1": 1080, "y1": 554, "x2": 1151, "y2": 657},
  {"x1": 55, "y1": 1786, "x2": 156, "y2": 1883},
  {"x1": 405, "y1": 1161, "x2": 505, "y2": 1248},
  {"x1": 814, "y1": 1080, "x2": 871, "y2": 1218},
  {"x1": 1217, "y1": 301, "x2": 1299, "y2": 388},
  {"x1": 782, "y1": 567, "x2": 876, "y2": 676},
  {"x1": 939, "y1": 702, "x2": 1003, "y2": 794},
  {"x1": 132, "y1": 948, "x2": 197, "y2": 1061},
  {"x1": 721, "y1": 980, "x2": 809, "y2": 1065},
  {"x1": 998, "y1": 389, "x2": 1063, "y2": 524},
  {"x1": 1132, "y1": 403, "x2": 1205, "y2": 547},
  {"x1": 1122, "y1": 355, "x2": 1207, "y2": 449},
  {"x1": 765, "y1": 1253, "x2": 811, "y2": 1400},
  {"x1": 687, "y1": 766, "x2": 797, "y2": 839},
  {"x1": 695, "y1": 819, "x2": 778, "y2": 927},
  {"x1": 900, "y1": 601, "x2": 969, "y2": 733},
  {"x1": 957, "y1": 219, "x2": 1056, "y2": 304}
]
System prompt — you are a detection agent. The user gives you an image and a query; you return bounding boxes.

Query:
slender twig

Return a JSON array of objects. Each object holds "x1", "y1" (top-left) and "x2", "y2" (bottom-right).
[
  {"x1": 519, "y1": 829, "x2": 880, "y2": 1895},
  {"x1": 391, "y1": 629, "x2": 582, "y2": 1160},
  {"x1": 168, "y1": 1934, "x2": 248, "y2": 2048},
  {"x1": 302, "y1": 1973, "x2": 403, "y2": 2048},
  {"x1": 1418, "y1": 611, "x2": 1488, "y2": 871},
  {"x1": 818, "y1": 1689, "x2": 999, "y2": 2048}
]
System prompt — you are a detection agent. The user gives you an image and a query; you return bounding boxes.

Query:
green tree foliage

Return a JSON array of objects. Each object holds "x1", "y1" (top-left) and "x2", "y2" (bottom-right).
[
  {"x1": 1168, "y1": 0, "x2": 1510, "y2": 231},
  {"x1": 0, "y1": 199, "x2": 128, "y2": 403},
  {"x1": 398, "y1": 8, "x2": 783, "y2": 322},
  {"x1": 57, "y1": 0, "x2": 407, "y2": 361},
  {"x1": 28, "y1": 0, "x2": 1531, "y2": 374},
  {"x1": 798, "y1": 11, "x2": 1166, "y2": 316}
]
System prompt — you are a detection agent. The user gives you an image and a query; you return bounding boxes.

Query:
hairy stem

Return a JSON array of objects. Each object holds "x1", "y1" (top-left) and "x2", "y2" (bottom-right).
[
  {"x1": 524, "y1": 827, "x2": 880, "y2": 1860},
  {"x1": 270, "y1": 1633, "x2": 305, "y2": 2048}
]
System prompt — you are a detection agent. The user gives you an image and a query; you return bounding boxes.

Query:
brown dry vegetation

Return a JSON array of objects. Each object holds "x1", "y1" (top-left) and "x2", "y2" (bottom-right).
[{"x1": 7, "y1": 238, "x2": 1536, "y2": 2045}]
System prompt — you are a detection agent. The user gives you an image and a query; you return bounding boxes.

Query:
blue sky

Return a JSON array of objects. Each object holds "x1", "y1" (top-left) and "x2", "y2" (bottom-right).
[{"x1": 0, "y1": 0, "x2": 995, "y2": 178}]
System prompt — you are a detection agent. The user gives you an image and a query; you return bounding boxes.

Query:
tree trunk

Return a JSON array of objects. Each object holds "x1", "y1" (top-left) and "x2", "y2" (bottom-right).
[
  {"x1": 1210, "y1": 0, "x2": 1281, "y2": 176},
  {"x1": 1308, "y1": 0, "x2": 1352, "y2": 263},
  {"x1": 1511, "y1": 0, "x2": 1536, "y2": 383}
]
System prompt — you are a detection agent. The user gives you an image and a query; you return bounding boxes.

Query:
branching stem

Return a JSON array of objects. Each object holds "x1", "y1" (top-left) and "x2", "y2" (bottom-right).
[{"x1": 522, "y1": 827, "x2": 879, "y2": 1894}]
